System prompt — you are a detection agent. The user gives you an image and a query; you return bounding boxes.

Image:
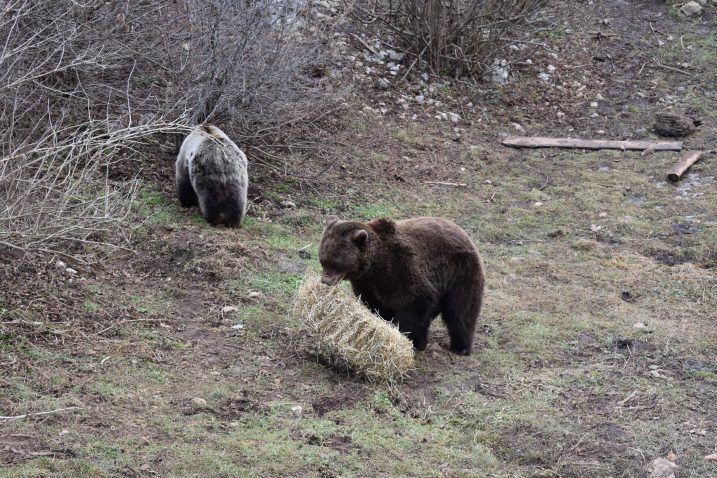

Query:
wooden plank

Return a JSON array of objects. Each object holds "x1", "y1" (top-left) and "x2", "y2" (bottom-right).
[
  {"x1": 502, "y1": 136, "x2": 683, "y2": 151},
  {"x1": 667, "y1": 150, "x2": 714, "y2": 181}
]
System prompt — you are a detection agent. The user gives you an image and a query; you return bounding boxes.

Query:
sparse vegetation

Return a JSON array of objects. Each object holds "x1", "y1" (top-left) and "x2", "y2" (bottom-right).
[{"x1": 2, "y1": 0, "x2": 717, "y2": 477}]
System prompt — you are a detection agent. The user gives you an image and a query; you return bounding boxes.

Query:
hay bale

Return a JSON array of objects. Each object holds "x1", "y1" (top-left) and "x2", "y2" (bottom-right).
[{"x1": 294, "y1": 271, "x2": 415, "y2": 383}]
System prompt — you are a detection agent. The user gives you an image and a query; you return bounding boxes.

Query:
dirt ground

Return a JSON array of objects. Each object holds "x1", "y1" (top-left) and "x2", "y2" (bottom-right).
[{"x1": 2, "y1": 1, "x2": 717, "y2": 477}]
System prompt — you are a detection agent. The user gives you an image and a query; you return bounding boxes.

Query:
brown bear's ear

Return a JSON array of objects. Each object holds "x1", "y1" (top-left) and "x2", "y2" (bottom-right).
[{"x1": 351, "y1": 229, "x2": 368, "y2": 246}]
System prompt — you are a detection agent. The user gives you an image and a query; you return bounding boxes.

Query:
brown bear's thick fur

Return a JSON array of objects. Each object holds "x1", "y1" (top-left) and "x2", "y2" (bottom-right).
[{"x1": 318, "y1": 217, "x2": 485, "y2": 355}]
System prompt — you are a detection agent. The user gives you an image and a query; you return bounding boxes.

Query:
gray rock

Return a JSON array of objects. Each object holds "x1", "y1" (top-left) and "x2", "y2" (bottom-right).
[
  {"x1": 378, "y1": 78, "x2": 391, "y2": 88},
  {"x1": 681, "y1": 1, "x2": 702, "y2": 16}
]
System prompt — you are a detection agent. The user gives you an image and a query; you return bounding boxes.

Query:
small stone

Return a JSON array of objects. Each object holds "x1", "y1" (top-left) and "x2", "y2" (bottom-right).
[
  {"x1": 596, "y1": 93, "x2": 604, "y2": 101},
  {"x1": 222, "y1": 306, "x2": 238, "y2": 314},
  {"x1": 525, "y1": 59, "x2": 532, "y2": 65},
  {"x1": 291, "y1": 405, "x2": 303, "y2": 417},
  {"x1": 55, "y1": 260, "x2": 67, "y2": 273},
  {"x1": 590, "y1": 102, "x2": 599, "y2": 108},
  {"x1": 538, "y1": 72, "x2": 550, "y2": 82},
  {"x1": 666, "y1": 452, "x2": 678, "y2": 462},
  {"x1": 140, "y1": 464, "x2": 151, "y2": 472},
  {"x1": 705, "y1": 453, "x2": 717, "y2": 462},
  {"x1": 597, "y1": 130, "x2": 605, "y2": 135},
  {"x1": 511, "y1": 123, "x2": 526, "y2": 133},
  {"x1": 378, "y1": 78, "x2": 391, "y2": 88},
  {"x1": 680, "y1": 1, "x2": 702, "y2": 17},
  {"x1": 447, "y1": 112, "x2": 461, "y2": 123},
  {"x1": 414, "y1": 94, "x2": 424, "y2": 103},
  {"x1": 231, "y1": 323, "x2": 244, "y2": 330},
  {"x1": 598, "y1": 212, "x2": 608, "y2": 218},
  {"x1": 64, "y1": 267, "x2": 77, "y2": 275},
  {"x1": 590, "y1": 224, "x2": 602, "y2": 232},
  {"x1": 191, "y1": 397, "x2": 208, "y2": 408},
  {"x1": 556, "y1": 111, "x2": 565, "y2": 118},
  {"x1": 547, "y1": 64, "x2": 556, "y2": 73},
  {"x1": 280, "y1": 200, "x2": 296, "y2": 208},
  {"x1": 60, "y1": 429, "x2": 69, "y2": 436},
  {"x1": 247, "y1": 291, "x2": 262, "y2": 299},
  {"x1": 388, "y1": 50, "x2": 404, "y2": 61},
  {"x1": 633, "y1": 322, "x2": 648, "y2": 330},
  {"x1": 533, "y1": 201, "x2": 543, "y2": 207},
  {"x1": 421, "y1": 72, "x2": 429, "y2": 81},
  {"x1": 181, "y1": 42, "x2": 190, "y2": 51}
]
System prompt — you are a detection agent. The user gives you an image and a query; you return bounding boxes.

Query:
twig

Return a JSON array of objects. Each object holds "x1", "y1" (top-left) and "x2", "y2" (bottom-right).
[
  {"x1": 651, "y1": 57, "x2": 689, "y2": 75},
  {"x1": 95, "y1": 318, "x2": 167, "y2": 336},
  {"x1": 1, "y1": 406, "x2": 83, "y2": 421},
  {"x1": 424, "y1": 181, "x2": 467, "y2": 187},
  {"x1": 350, "y1": 33, "x2": 378, "y2": 56}
]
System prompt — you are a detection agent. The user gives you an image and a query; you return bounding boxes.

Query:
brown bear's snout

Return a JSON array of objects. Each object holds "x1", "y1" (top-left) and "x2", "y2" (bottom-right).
[{"x1": 320, "y1": 273, "x2": 344, "y2": 286}]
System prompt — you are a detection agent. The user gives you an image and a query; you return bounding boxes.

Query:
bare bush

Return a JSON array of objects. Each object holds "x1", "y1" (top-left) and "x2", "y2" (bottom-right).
[
  {"x1": 0, "y1": 0, "x2": 336, "y2": 259},
  {"x1": 352, "y1": 0, "x2": 543, "y2": 78}
]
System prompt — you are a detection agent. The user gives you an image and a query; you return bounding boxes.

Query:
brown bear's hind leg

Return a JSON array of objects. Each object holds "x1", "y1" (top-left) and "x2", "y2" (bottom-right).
[{"x1": 441, "y1": 289, "x2": 482, "y2": 356}]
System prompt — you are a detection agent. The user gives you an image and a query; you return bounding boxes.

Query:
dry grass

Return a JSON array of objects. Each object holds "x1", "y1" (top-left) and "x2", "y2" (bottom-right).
[{"x1": 294, "y1": 271, "x2": 415, "y2": 384}]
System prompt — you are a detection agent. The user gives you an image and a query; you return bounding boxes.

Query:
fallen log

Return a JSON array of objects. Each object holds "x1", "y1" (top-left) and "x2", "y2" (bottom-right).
[
  {"x1": 502, "y1": 136, "x2": 683, "y2": 151},
  {"x1": 667, "y1": 150, "x2": 714, "y2": 182}
]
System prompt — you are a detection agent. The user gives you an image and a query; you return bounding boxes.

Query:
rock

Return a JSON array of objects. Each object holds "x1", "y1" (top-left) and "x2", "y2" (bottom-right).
[
  {"x1": 511, "y1": 122, "x2": 526, "y2": 133},
  {"x1": 64, "y1": 267, "x2": 77, "y2": 276},
  {"x1": 633, "y1": 322, "x2": 649, "y2": 331},
  {"x1": 654, "y1": 112, "x2": 699, "y2": 137},
  {"x1": 590, "y1": 102, "x2": 599, "y2": 108},
  {"x1": 222, "y1": 306, "x2": 238, "y2": 314},
  {"x1": 547, "y1": 64, "x2": 556, "y2": 73},
  {"x1": 647, "y1": 457, "x2": 677, "y2": 478},
  {"x1": 705, "y1": 453, "x2": 717, "y2": 462},
  {"x1": 490, "y1": 59, "x2": 509, "y2": 83},
  {"x1": 414, "y1": 94, "x2": 424, "y2": 103},
  {"x1": 378, "y1": 78, "x2": 391, "y2": 88},
  {"x1": 447, "y1": 112, "x2": 461, "y2": 123},
  {"x1": 55, "y1": 260, "x2": 67, "y2": 274},
  {"x1": 247, "y1": 291, "x2": 263, "y2": 299},
  {"x1": 231, "y1": 323, "x2": 244, "y2": 329},
  {"x1": 181, "y1": 42, "x2": 190, "y2": 51},
  {"x1": 596, "y1": 93, "x2": 604, "y2": 101},
  {"x1": 388, "y1": 50, "x2": 404, "y2": 61},
  {"x1": 590, "y1": 224, "x2": 602, "y2": 232},
  {"x1": 280, "y1": 200, "x2": 296, "y2": 208},
  {"x1": 420, "y1": 72, "x2": 429, "y2": 82},
  {"x1": 538, "y1": 72, "x2": 550, "y2": 82},
  {"x1": 191, "y1": 397, "x2": 208, "y2": 408},
  {"x1": 680, "y1": 1, "x2": 702, "y2": 16},
  {"x1": 291, "y1": 405, "x2": 303, "y2": 417}
]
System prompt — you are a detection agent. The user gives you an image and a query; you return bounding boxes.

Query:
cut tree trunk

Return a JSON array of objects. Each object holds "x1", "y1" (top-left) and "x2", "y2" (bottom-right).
[
  {"x1": 502, "y1": 136, "x2": 683, "y2": 151},
  {"x1": 667, "y1": 150, "x2": 713, "y2": 181}
]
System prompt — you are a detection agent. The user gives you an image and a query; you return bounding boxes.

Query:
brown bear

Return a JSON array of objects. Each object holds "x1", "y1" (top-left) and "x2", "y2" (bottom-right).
[{"x1": 318, "y1": 217, "x2": 485, "y2": 355}]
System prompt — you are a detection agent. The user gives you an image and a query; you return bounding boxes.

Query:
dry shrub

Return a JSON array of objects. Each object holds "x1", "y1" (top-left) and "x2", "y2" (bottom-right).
[
  {"x1": 294, "y1": 271, "x2": 415, "y2": 384},
  {"x1": 0, "y1": 0, "x2": 336, "y2": 258},
  {"x1": 354, "y1": 0, "x2": 544, "y2": 78}
]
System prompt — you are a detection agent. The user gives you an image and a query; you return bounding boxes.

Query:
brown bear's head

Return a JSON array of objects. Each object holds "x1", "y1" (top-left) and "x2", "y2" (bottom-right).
[{"x1": 318, "y1": 219, "x2": 371, "y2": 286}]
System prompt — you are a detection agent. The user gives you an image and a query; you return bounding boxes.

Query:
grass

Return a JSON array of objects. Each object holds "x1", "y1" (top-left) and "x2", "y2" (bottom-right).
[{"x1": 3, "y1": 6, "x2": 717, "y2": 477}]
